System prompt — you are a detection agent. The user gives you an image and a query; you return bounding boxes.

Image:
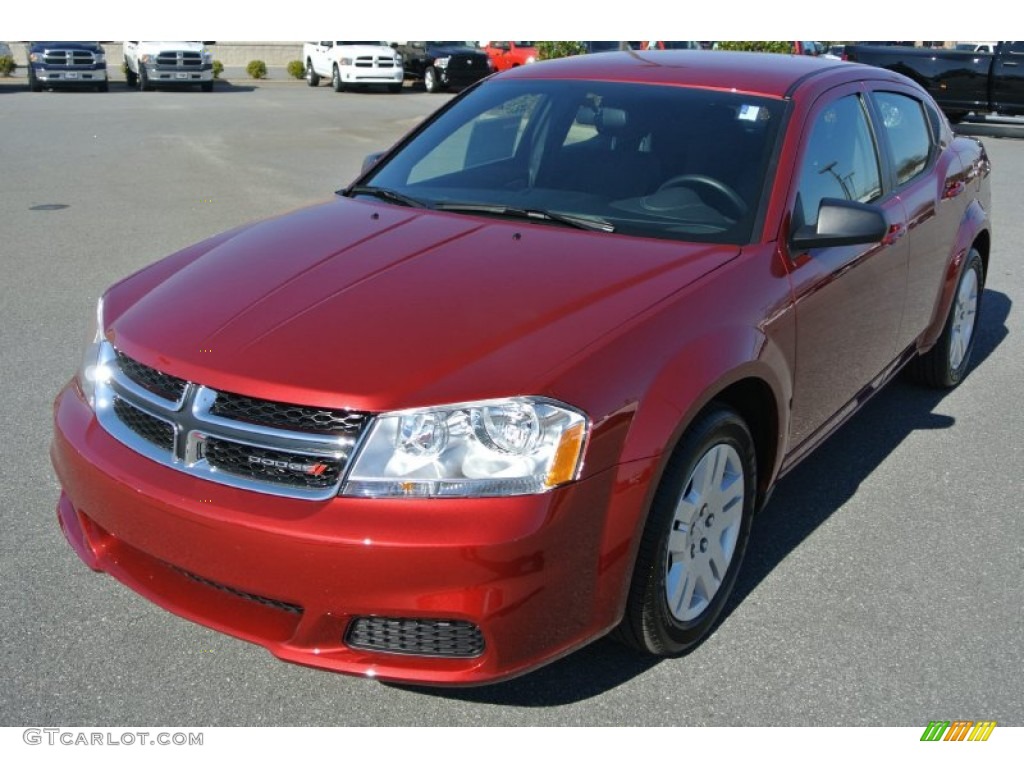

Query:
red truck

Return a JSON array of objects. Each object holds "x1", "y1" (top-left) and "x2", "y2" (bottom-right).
[{"x1": 483, "y1": 41, "x2": 537, "y2": 71}]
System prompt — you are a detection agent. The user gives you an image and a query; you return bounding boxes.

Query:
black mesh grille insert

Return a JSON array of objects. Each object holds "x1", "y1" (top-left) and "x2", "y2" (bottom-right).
[
  {"x1": 173, "y1": 566, "x2": 303, "y2": 615},
  {"x1": 345, "y1": 617, "x2": 485, "y2": 658},
  {"x1": 116, "y1": 350, "x2": 188, "y2": 402},
  {"x1": 204, "y1": 438, "x2": 342, "y2": 489},
  {"x1": 210, "y1": 392, "x2": 369, "y2": 436},
  {"x1": 113, "y1": 397, "x2": 175, "y2": 451}
]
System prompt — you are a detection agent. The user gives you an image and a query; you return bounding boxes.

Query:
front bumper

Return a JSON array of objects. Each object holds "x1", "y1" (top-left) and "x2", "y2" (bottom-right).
[
  {"x1": 339, "y1": 66, "x2": 403, "y2": 85},
  {"x1": 51, "y1": 382, "x2": 652, "y2": 685},
  {"x1": 33, "y1": 66, "x2": 108, "y2": 84},
  {"x1": 145, "y1": 66, "x2": 213, "y2": 84}
]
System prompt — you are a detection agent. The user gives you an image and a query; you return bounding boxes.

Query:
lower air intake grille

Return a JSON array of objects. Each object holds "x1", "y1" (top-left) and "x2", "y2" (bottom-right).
[
  {"x1": 345, "y1": 617, "x2": 485, "y2": 658},
  {"x1": 173, "y1": 566, "x2": 303, "y2": 615}
]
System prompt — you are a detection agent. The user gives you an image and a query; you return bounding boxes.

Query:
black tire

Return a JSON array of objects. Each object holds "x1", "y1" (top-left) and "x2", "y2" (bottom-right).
[
  {"x1": 423, "y1": 66, "x2": 441, "y2": 93},
  {"x1": 332, "y1": 64, "x2": 345, "y2": 92},
  {"x1": 387, "y1": 83, "x2": 402, "y2": 94},
  {"x1": 138, "y1": 64, "x2": 151, "y2": 91},
  {"x1": 306, "y1": 59, "x2": 319, "y2": 87},
  {"x1": 29, "y1": 71, "x2": 42, "y2": 92},
  {"x1": 201, "y1": 81, "x2": 213, "y2": 92},
  {"x1": 615, "y1": 405, "x2": 756, "y2": 655},
  {"x1": 125, "y1": 60, "x2": 137, "y2": 88},
  {"x1": 98, "y1": 81, "x2": 109, "y2": 93},
  {"x1": 908, "y1": 247, "x2": 984, "y2": 388},
  {"x1": 945, "y1": 111, "x2": 969, "y2": 125}
]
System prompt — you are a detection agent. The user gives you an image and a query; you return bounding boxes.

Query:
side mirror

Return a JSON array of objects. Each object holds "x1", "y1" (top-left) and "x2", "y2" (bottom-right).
[
  {"x1": 361, "y1": 152, "x2": 385, "y2": 174},
  {"x1": 791, "y1": 198, "x2": 888, "y2": 250}
]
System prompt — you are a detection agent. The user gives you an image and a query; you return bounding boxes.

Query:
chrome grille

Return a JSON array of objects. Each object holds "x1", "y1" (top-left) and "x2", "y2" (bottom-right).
[
  {"x1": 155, "y1": 51, "x2": 203, "y2": 70},
  {"x1": 345, "y1": 617, "x2": 485, "y2": 658},
  {"x1": 354, "y1": 56, "x2": 398, "y2": 69},
  {"x1": 43, "y1": 50, "x2": 97, "y2": 66},
  {"x1": 113, "y1": 397, "x2": 175, "y2": 451},
  {"x1": 204, "y1": 438, "x2": 343, "y2": 490},
  {"x1": 95, "y1": 342, "x2": 369, "y2": 500},
  {"x1": 116, "y1": 350, "x2": 187, "y2": 402},
  {"x1": 210, "y1": 391, "x2": 368, "y2": 436}
]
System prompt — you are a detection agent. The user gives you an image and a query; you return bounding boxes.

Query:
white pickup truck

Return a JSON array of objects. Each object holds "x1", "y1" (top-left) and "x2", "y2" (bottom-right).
[
  {"x1": 303, "y1": 41, "x2": 403, "y2": 93},
  {"x1": 123, "y1": 41, "x2": 214, "y2": 91}
]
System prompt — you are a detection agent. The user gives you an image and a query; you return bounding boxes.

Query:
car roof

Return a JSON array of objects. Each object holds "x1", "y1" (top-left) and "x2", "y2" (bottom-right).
[{"x1": 499, "y1": 50, "x2": 876, "y2": 99}]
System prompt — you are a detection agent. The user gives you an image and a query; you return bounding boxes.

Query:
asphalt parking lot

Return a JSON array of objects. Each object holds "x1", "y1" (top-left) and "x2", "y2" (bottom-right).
[{"x1": 1, "y1": 78, "x2": 1022, "y2": 726}]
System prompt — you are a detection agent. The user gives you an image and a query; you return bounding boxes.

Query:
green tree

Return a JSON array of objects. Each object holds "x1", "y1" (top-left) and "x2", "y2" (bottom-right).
[
  {"x1": 714, "y1": 41, "x2": 795, "y2": 53},
  {"x1": 536, "y1": 42, "x2": 586, "y2": 60}
]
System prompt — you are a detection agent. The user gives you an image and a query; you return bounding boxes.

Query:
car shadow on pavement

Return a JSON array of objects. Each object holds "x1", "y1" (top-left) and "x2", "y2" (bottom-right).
[{"x1": 391, "y1": 289, "x2": 1011, "y2": 706}]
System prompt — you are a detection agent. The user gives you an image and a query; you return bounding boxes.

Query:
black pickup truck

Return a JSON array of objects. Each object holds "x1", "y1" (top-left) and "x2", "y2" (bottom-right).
[
  {"x1": 27, "y1": 41, "x2": 108, "y2": 92},
  {"x1": 846, "y1": 41, "x2": 1024, "y2": 121},
  {"x1": 393, "y1": 41, "x2": 493, "y2": 93}
]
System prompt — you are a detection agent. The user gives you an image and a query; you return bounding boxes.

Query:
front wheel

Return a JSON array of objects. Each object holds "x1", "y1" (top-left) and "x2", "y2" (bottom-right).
[
  {"x1": 200, "y1": 81, "x2": 213, "y2": 92},
  {"x1": 908, "y1": 247, "x2": 984, "y2": 388},
  {"x1": 125, "y1": 60, "x2": 137, "y2": 88},
  {"x1": 616, "y1": 405, "x2": 756, "y2": 655},
  {"x1": 138, "y1": 63, "x2": 151, "y2": 91},
  {"x1": 332, "y1": 64, "x2": 345, "y2": 92},
  {"x1": 387, "y1": 83, "x2": 402, "y2": 94},
  {"x1": 423, "y1": 66, "x2": 441, "y2": 93}
]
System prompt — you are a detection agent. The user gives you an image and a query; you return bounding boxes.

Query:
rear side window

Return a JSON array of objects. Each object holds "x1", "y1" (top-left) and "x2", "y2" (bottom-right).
[
  {"x1": 795, "y1": 94, "x2": 882, "y2": 230},
  {"x1": 870, "y1": 92, "x2": 932, "y2": 186}
]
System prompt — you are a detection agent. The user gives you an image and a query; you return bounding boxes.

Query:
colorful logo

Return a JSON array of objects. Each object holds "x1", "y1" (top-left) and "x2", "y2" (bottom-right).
[{"x1": 920, "y1": 721, "x2": 996, "y2": 742}]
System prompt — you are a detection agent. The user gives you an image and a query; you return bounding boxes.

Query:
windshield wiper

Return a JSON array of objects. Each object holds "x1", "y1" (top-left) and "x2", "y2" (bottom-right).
[
  {"x1": 345, "y1": 185, "x2": 429, "y2": 208},
  {"x1": 434, "y1": 202, "x2": 615, "y2": 233}
]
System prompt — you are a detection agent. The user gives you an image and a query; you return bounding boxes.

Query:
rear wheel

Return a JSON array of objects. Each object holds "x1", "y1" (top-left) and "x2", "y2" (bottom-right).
[
  {"x1": 616, "y1": 405, "x2": 756, "y2": 655},
  {"x1": 305, "y1": 59, "x2": 319, "y2": 86},
  {"x1": 908, "y1": 248, "x2": 984, "y2": 388}
]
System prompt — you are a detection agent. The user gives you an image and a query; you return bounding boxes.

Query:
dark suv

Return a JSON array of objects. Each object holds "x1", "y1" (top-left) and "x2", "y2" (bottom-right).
[{"x1": 393, "y1": 41, "x2": 493, "y2": 92}]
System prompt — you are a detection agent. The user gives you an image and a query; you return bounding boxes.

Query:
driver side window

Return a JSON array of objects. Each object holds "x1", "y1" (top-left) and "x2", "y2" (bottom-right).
[{"x1": 795, "y1": 95, "x2": 882, "y2": 230}]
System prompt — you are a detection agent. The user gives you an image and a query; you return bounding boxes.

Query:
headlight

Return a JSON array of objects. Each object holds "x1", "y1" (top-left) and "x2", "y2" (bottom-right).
[
  {"x1": 29, "y1": 52, "x2": 43, "y2": 63},
  {"x1": 525, "y1": 55, "x2": 536, "y2": 64},
  {"x1": 343, "y1": 397, "x2": 588, "y2": 498},
  {"x1": 77, "y1": 297, "x2": 110, "y2": 410},
  {"x1": 140, "y1": 53, "x2": 157, "y2": 65},
  {"x1": 339, "y1": 57, "x2": 353, "y2": 66},
  {"x1": 394, "y1": 53, "x2": 403, "y2": 64},
  {"x1": 202, "y1": 50, "x2": 213, "y2": 64},
  {"x1": 433, "y1": 56, "x2": 450, "y2": 69}
]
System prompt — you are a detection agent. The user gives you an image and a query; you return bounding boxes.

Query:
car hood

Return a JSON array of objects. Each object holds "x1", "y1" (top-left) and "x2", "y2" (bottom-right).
[
  {"x1": 428, "y1": 45, "x2": 487, "y2": 58},
  {"x1": 107, "y1": 197, "x2": 738, "y2": 411}
]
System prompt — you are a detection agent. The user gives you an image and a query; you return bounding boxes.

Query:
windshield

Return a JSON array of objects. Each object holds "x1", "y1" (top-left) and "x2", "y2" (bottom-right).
[{"x1": 360, "y1": 79, "x2": 783, "y2": 244}]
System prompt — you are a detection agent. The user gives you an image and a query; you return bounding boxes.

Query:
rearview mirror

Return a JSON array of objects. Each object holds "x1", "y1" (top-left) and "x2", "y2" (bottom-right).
[{"x1": 791, "y1": 198, "x2": 888, "y2": 250}]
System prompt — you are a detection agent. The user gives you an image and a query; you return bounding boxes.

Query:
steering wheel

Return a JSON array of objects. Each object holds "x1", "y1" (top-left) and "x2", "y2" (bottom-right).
[{"x1": 655, "y1": 174, "x2": 748, "y2": 219}]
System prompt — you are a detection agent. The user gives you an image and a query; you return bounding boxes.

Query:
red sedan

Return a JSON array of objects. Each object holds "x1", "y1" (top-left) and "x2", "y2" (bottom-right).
[{"x1": 52, "y1": 51, "x2": 991, "y2": 685}]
